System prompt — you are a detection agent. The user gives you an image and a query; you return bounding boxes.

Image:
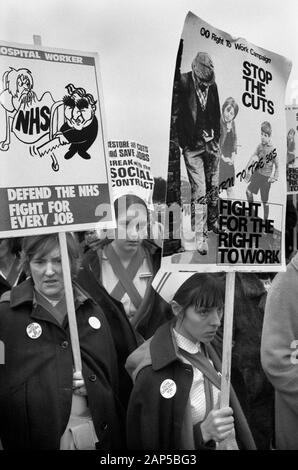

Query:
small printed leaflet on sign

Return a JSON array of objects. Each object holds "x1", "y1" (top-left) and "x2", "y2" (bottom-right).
[
  {"x1": 108, "y1": 140, "x2": 154, "y2": 207},
  {"x1": 286, "y1": 105, "x2": 298, "y2": 194}
]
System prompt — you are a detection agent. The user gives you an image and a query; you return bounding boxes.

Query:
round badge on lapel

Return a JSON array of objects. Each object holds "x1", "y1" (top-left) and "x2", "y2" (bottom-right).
[
  {"x1": 160, "y1": 379, "x2": 177, "y2": 399},
  {"x1": 26, "y1": 322, "x2": 42, "y2": 339},
  {"x1": 88, "y1": 316, "x2": 101, "y2": 330}
]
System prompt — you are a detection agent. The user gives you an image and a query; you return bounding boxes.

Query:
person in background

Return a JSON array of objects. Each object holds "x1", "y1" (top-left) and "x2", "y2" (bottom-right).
[
  {"x1": 125, "y1": 273, "x2": 256, "y2": 450},
  {"x1": 261, "y1": 249, "x2": 298, "y2": 449},
  {"x1": 77, "y1": 230, "x2": 99, "y2": 254},
  {"x1": 285, "y1": 196, "x2": 298, "y2": 263},
  {"x1": 79, "y1": 194, "x2": 172, "y2": 340},
  {"x1": 77, "y1": 195, "x2": 172, "y2": 409},
  {"x1": 0, "y1": 233, "x2": 125, "y2": 450},
  {"x1": 0, "y1": 237, "x2": 25, "y2": 297},
  {"x1": 212, "y1": 272, "x2": 275, "y2": 449}
]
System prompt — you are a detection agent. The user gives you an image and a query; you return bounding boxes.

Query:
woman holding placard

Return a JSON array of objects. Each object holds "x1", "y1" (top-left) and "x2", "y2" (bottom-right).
[
  {"x1": 125, "y1": 273, "x2": 255, "y2": 450},
  {"x1": 0, "y1": 233, "x2": 124, "y2": 450}
]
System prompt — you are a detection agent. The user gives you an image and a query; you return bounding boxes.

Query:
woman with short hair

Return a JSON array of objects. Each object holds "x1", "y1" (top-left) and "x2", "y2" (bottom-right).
[
  {"x1": 0, "y1": 233, "x2": 125, "y2": 450},
  {"x1": 126, "y1": 273, "x2": 256, "y2": 450}
]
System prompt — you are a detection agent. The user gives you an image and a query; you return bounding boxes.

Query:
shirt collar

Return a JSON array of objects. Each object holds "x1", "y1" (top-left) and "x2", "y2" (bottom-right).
[{"x1": 173, "y1": 328, "x2": 201, "y2": 354}]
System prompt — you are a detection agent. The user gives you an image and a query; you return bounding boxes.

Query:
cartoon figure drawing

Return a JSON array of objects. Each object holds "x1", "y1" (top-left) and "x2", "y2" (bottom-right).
[
  {"x1": 58, "y1": 83, "x2": 98, "y2": 160},
  {"x1": 0, "y1": 67, "x2": 54, "y2": 150},
  {"x1": 0, "y1": 69, "x2": 98, "y2": 172}
]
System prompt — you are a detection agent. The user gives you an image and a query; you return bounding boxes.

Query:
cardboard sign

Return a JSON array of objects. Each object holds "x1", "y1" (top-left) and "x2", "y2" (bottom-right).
[
  {"x1": 108, "y1": 140, "x2": 154, "y2": 207},
  {"x1": 286, "y1": 105, "x2": 298, "y2": 194},
  {"x1": 162, "y1": 12, "x2": 292, "y2": 272},
  {"x1": 0, "y1": 41, "x2": 114, "y2": 236}
]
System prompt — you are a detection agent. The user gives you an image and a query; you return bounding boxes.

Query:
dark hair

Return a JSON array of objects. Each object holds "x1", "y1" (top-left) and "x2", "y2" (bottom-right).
[
  {"x1": 285, "y1": 197, "x2": 298, "y2": 261},
  {"x1": 173, "y1": 273, "x2": 224, "y2": 311},
  {"x1": 0, "y1": 237, "x2": 22, "y2": 255},
  {"x1": 20, "y1": 233, "x2": 81, "y2": 277},
  {"x1": 113, "y1": 195, "x2": 150, "y2": 241},
  {"x1": 222, "y1": 97, "x2": 239, "y2": 119},
  {"x1": 63, "y1": 83, "x2": 97, "y2": 110},
  {"x1": 114, "y1": 194, "x2": 148, "y2": 220},
  {"x1": 261, "y1": 121, "x2": 272, "y2": 136}
]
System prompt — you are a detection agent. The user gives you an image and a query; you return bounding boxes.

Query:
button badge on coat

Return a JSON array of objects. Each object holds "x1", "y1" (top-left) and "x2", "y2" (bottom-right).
[
  {"x1": 160, "y1": 379, "x2": 177, "y2": 399},
  {"x1": 88, "y1": 316, "x2": 101, "y2": 330},
  {"x1": 26, "y1": 322, "x2": 42, "y2": 339}
]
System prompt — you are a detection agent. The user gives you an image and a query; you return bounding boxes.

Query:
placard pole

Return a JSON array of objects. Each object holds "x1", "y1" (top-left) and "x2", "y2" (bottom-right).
[
  {"x1": 220, "y1": 271, "x2": 236, "y2": 407},
  {"x1": 293, "y1": 195, "x2": 297, "y2": 253},
  {"x1": 58, "y1": 232, "x2": 82, "y2": 373}
]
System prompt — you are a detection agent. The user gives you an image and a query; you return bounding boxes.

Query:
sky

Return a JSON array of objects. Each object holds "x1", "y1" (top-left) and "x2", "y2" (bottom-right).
[{"x1": 1, "y1": 0, "x2": 298, "y2": 177}]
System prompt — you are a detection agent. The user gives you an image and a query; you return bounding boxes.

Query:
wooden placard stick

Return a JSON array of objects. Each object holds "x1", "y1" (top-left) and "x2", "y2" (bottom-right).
[
  {"x1": 293, "y1": 194, "x2": 297, "y2": 253},
  {"x1": 58, "y1": 232, "x2": 82, "y2": 373},
  {"x1": 292, "y1": 100, "x2": 298, "y2": 253},
  {"x1": 220, "y1": 271, "x2": 236, "y2": 408}
]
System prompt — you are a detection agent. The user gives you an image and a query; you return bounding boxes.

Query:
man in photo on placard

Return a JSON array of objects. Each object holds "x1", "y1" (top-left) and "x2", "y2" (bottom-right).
[{"x1": 177, "y1": 51, "x2": 221, "y2": 255}]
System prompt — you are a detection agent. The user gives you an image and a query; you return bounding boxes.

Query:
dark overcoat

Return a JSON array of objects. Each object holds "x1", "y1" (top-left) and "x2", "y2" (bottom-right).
[
  {"x1": 126, "y1": 321, "x2": 256, "y2": 450},
  {"x1": 0, "y1": 279, "x2": 125, "y2": 450}
]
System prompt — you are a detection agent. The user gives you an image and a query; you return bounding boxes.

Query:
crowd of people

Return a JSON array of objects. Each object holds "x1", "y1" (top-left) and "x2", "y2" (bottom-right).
[{"x1": 0, "y1": 194, "x2": 297, "y2": 450}]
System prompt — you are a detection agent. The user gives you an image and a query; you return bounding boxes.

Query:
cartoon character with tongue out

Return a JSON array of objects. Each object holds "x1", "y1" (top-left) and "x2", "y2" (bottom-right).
[{"x1": 58, "y1": 83, "x2": 98, "y2": 160}]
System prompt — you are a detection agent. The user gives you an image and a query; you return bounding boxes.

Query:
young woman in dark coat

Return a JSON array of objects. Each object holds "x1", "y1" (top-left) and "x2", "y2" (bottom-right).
[
  {"x1": 0, "y1": 234, "x2": 125, "y2": 450},
  {"x1": 126, "y1": 273, "x2": 255, "y2": 450},
  {"x1": 79, "y1": 194, "x2": 172, "y2": 340},
  {"x1": 78, "y1": 195, "x2": 173, "y2": 408}
]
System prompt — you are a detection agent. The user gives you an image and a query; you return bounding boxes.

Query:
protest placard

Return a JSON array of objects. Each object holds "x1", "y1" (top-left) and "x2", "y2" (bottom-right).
[
  {"x1": 162, "y1": 11, "x2": 291, "y2": 273},
  {"x1": 0, "y1": 40, "x2": 114, "y2": 236},
  {"x1": 108, "y1": 140, "x2": 154, "y2": 207},
  {"x1": 286, "y1": 105, "x2": 298, "y2": 194}
]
